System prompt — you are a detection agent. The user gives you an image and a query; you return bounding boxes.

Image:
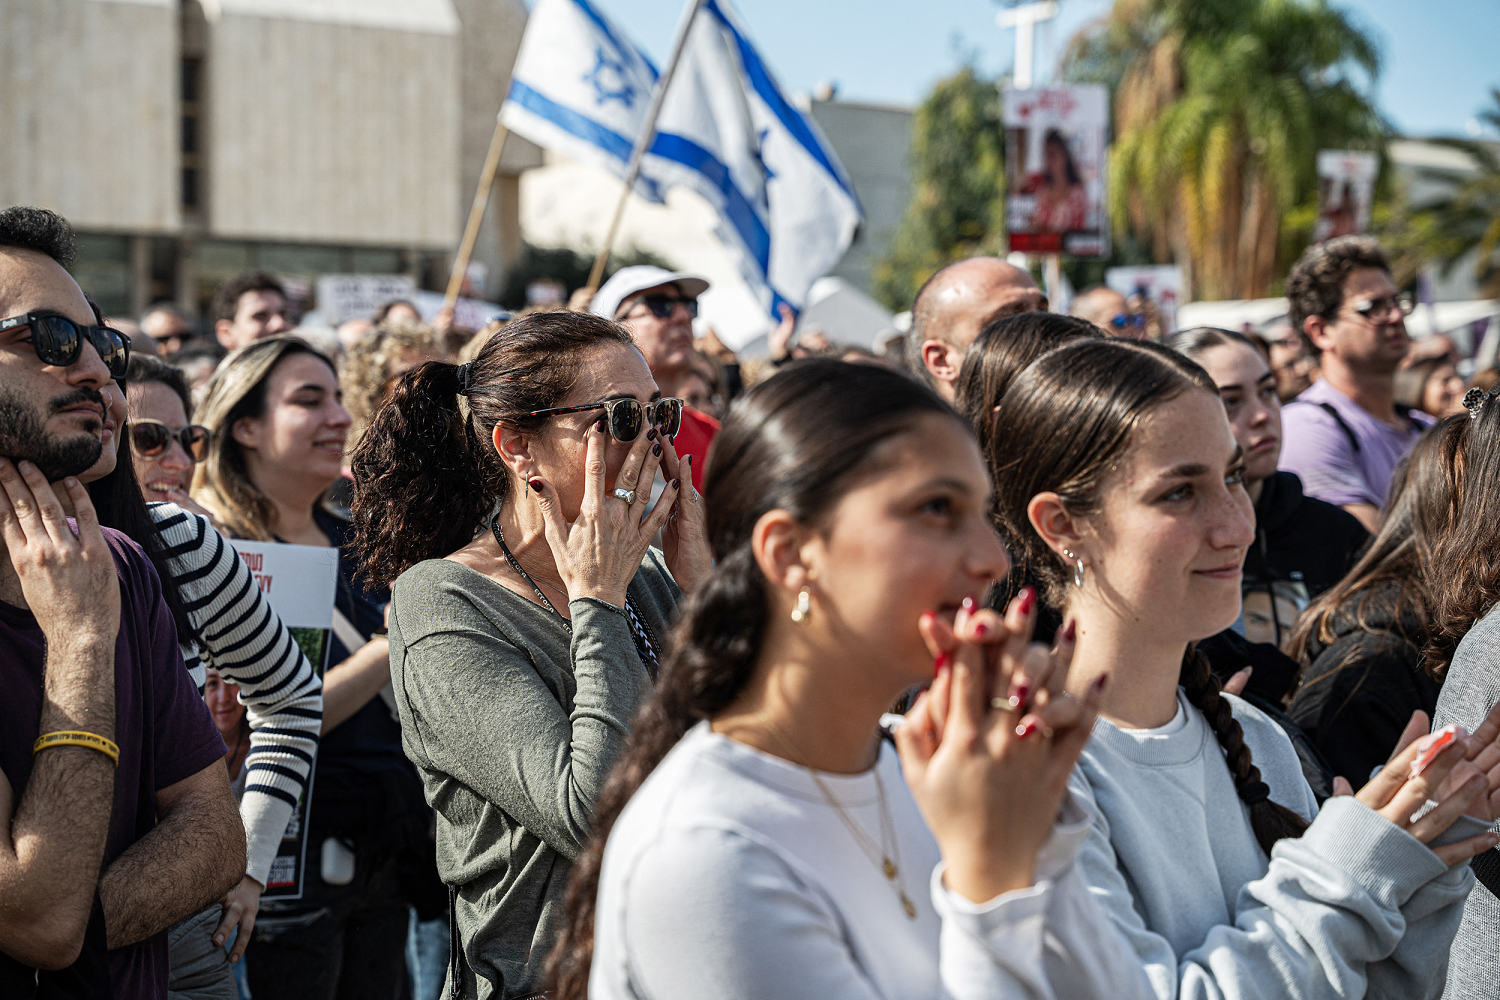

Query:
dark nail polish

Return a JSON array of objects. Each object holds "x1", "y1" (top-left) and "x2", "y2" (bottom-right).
[
  {"x1": 1017, "y1": 586, "x2": 1036, "y2": 616},
  {"x1": 528, "y1": 478, "x2": 544, "y2": 494},
  {"x1": 1062, "y1": 619, "x2": 1078, "y2": 642},
  {"x1": 647, "y1": 428, "x2": 657, "y2": 441},
  {"x1": 653, "y1": 443, "x2": 662, "y2": 457},
  {"x1": 671, "y1": 479, "x2": 680, "y2": 490}
]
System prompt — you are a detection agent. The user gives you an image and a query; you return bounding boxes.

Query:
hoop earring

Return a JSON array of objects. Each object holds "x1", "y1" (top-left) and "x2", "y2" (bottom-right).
[
  {"x1": 1062, "y1": 548, "x2": 1085, "y2": 590},
  {"x1": 790, "y1": 588, "x2": 812, "y2": 624}
]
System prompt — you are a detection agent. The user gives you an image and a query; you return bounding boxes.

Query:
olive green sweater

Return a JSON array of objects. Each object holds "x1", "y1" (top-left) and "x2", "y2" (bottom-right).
[{"x1": 388, "y1": 548, "x2": 679, "y2": 999}]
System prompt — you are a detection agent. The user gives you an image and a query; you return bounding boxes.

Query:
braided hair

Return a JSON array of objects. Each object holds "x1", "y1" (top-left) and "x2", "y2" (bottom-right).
[
  {"x1": 546, "y1": 359, "x2": 963, "y2": 999},
  {"x1": 988, "y1": 338, "x2": 1307, "y2": 851}
]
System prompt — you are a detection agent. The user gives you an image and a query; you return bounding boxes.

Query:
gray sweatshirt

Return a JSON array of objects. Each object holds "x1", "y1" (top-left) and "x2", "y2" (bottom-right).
[
  {"x1": 1072, "y1": 689, "x2": 1472, "y2": 999},
  {"x1": 387, "y1": 548, "x2": 679, "y2": 1000},
  {"x1": 1434, "y1": 604, "x2": 1500, "y2": 1000}
]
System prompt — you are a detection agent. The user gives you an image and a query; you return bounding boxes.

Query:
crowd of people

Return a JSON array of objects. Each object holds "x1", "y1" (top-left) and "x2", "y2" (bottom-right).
[{"x1": 4, "y1": 198, "x2": 1500, "y2": 1000}]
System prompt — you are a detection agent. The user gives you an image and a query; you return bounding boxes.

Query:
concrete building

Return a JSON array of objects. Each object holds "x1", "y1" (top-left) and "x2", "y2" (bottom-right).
[{"x1": 1, "y1": 0, "x2": 541, "y2": 320}]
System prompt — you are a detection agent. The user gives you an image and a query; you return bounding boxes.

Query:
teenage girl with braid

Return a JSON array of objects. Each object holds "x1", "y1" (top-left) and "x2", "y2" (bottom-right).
[
  {"x1": 549, "y1": 360, "x2": 1155, "y2": 1000},
  {"x1": 986, "y1": 337, "x2": 1500, "y2": 1000}
]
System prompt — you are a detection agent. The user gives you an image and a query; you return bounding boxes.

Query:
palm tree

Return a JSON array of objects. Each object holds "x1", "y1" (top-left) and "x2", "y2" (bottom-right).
[
  {"x1": 1065, "y1": 0, "x2": 1387, "y2": 300},
  {"x1": 1399, "y1": 89, "x2": 1500, "y2": 299}
]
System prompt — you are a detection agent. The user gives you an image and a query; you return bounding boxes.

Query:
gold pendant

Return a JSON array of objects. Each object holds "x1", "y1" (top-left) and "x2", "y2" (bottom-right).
[
  {"x1": 900, "y1": 892, "x2": 917, "y2": 919},
  {"x1": 881, "y1": 857, "x2": 897, "y2": 881}
]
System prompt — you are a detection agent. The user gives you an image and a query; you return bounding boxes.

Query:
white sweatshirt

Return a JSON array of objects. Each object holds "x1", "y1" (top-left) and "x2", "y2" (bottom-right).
[
  {"x1": 591, "y1": 721, "x2": 1154, "y2": 1000},
  {"x1": 1071, "y1": 689, "x2": 1472, "y2": 1000}
]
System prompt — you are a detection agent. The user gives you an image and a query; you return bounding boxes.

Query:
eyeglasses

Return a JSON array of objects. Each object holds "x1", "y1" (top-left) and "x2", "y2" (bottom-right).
[
  {"x1": 1345, "y1": 293, "x2": 1414, "y2": 322},
  {"x1": 1109, "y1": 313, "x2": 1147, "y2": 330},
  {"x1": 129, "y1": 419, "x2": 210, "y2": 461},
  {"x1": 624, "y1": 295, "x2": 698, "y2": 320},
  {"x1": 526, "y1": 397, "x2": 684, "y2": 441},
  {"x1": 0, "y1": 311, "x2": 131, "y2": 379}
]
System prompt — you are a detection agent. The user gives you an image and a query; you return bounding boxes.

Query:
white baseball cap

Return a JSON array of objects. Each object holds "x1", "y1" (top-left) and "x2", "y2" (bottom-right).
[{"x1": 590, "y1": 266, "x2": 710, "y2": 321}]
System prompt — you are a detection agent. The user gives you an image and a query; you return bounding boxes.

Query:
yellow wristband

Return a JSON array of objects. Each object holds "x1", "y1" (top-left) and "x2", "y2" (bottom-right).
[{"x1": 33, "y1": 730, "x2": 120, "y2": 766}]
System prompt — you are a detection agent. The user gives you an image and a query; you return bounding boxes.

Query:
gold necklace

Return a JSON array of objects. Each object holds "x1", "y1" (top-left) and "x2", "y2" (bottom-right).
[{"x1": 762, "y1": 722, "x2": 917, "y2": 920}]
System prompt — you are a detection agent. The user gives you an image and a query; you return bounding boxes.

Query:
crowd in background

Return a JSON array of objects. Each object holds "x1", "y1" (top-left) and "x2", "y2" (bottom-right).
[{"x1": 6, "y1": 200, "x2": 1500, "y2": 1000}]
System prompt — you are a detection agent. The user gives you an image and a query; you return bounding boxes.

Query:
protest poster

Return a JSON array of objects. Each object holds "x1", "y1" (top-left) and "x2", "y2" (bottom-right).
[
  {"x1": 1106, "y1": 264, "x2": 1184, "y2": 335},
  {"x1": 229, "y1": 539, "x2": 339, "y2": 900},
  {"x1": 1003, "y1": 85, "x2": 1110, "y2": 257},
  {"x1": 1314, "y1": 150, "x2": 1378, "y2": 243},
  {"x1": 315, "y1": 274, "x2": 418, "y2": 326}
]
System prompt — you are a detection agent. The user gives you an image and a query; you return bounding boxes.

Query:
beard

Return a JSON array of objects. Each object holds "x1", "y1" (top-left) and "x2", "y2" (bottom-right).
[{"x1": 0, "y1": 385, "x2": 105, "y2": 481}]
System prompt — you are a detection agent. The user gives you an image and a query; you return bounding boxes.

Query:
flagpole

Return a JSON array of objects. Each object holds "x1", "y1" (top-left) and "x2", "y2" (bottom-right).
[
  {"x1": 444, "y1": 118, "x2": 512, "y2": 310},
  {"x1": 585, "y1": 0, "x2": 708, "y2": 293}
]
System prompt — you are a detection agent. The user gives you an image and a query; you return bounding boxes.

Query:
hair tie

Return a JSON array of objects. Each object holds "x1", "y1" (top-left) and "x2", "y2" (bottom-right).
[
  {"x1": 455, "y1": 361, "x2": 475, "y2": 397},
  {"x1": 1464, "y1": 386, "x2": 1490, "y2": 421},
  {"x1": 1237, "y1": 779, "x2": 1271, "y2": 806}
]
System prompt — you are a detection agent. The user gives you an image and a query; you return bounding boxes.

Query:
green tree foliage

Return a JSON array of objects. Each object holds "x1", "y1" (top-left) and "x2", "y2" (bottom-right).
[
  {"x1": 872, "y1": 67, "x2": 1008, "y2": 311},
  {"x1": 1386, "y1": 89, "x2": 1500, "y2": 299},
  {"x1": 1065, "y1": 0, "x2": 1388, "y2": 300}
]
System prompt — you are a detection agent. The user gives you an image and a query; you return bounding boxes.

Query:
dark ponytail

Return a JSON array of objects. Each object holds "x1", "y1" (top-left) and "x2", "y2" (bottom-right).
[
  {"x1": 350, "y1": 311, "x2": 633, "y2": 588},
  {"x1": 987, "y1": 338, "x2": 1305, "y2": 854},
  {"x1": 1180, "y1": 646, "x2": 1307, "y2": 851},
  {"x1": 546, "y1": 359, "x2": 962, "y2": 1000}
]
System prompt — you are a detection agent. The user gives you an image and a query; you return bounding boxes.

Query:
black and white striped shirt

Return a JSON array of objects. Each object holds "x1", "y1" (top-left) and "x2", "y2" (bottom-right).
[{"x1": 149, "y1": 503, "x2": 323, "y2": 885}]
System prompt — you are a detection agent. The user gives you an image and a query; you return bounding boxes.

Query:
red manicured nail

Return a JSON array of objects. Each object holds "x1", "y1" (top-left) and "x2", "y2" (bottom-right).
[
  {"x1": 1017, "y1": 586, "x2": 1036, "y2": 616},
  {"x1": 961, "y1": 595, "x2": 977, "y2": 613},
  {"x1": 528, "y1": 478, "x2": 544, "y2": 494},
  {"x1": 933, "y1": 651, "x2": 950, "y2": 677},
  {"x1": 1007, "y1": 682, "x2": 1030, "y2": 709},
  {"x1": 1062, "y1": 619, "x2": 1078, "y2": 642},
  {"x1": 973, "y1": 622, "x2": 990, "y2": 637},
  {"x1": 1016, "y1": 720, "x2": 1038, "y2": 739}
]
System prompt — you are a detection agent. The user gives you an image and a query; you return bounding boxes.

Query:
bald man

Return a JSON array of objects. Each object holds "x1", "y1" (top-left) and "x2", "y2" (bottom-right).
[
  {"x1": 908, "y1": 257, "x2": 1047, "y2": 400},
  {"x1": 1070, "y1": 285, "x2": 1142, "y2": 337}
]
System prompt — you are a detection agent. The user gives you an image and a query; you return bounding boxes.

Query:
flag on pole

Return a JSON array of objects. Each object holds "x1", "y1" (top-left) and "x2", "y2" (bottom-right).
[
  {"x1": 500, "y1": 0, "x2": 862, "y2": 321},
  {"x1": 500, "y1": 0, "x2": 668, "y2": 202}
]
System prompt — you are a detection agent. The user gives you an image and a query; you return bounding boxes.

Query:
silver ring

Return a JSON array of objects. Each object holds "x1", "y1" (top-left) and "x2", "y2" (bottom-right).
[{"x1": 612, "y1": 487, "x2": 637, "y2": 504}]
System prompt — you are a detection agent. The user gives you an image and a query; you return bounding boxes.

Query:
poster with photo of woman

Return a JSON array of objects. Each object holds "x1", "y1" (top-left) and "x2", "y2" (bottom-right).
[{"x1": 1003, "y1": 84, "x2": 1109, "y2": 256}]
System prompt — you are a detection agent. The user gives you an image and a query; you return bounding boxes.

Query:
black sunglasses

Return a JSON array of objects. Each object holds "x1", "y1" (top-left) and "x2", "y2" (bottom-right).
[
  {"x1": 626, "y1": 295, "x2": 699, "y2": 320},
  {"x1": 527, "y1": 397, "x2": 684, "y2": 441},
  {"x1": 0, "y1": 311, "x2": 131, "y2": 379},
  {"x1": 1346, "y1": 293, "x2": 1414, "y2": 322},
  {"x1": 129, "y1": 419, "x2": 210, "y2": 461}
]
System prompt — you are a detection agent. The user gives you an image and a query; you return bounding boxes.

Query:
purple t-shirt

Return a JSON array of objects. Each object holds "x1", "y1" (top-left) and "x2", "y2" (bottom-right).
[
  {"x1": 1277, "y1": 378, "x2": 1432, "y2": 509},
  {"x1": 0, "y1": 528, "x2": 227, "y2": 998}
]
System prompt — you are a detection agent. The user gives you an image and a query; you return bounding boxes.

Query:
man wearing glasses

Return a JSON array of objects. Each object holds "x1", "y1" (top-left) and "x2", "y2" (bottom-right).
[
  {"x1": 1278, "y1": 236, "x2": 1429, "y2": 532},
  {"x1": 592, "y1": 266, "x2": 716, "y2": 489},
  {"x1": 0, "y1": 206, "x2": 242, "y2": 996}
]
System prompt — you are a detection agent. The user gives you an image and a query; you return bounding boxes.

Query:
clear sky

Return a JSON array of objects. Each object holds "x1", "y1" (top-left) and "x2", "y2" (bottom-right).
[{"x1": 582, "y1": 0, "x2": 1500, "y2": 139}]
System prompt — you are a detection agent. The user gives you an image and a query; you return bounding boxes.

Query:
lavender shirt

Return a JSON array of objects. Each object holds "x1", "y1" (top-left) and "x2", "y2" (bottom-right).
[
  {"x1": 1277, "y1": 379, "x2": 1432, "y2": 509},
  {"x1": 0, "y1": 528, "x2": 227, "y2": 998}
]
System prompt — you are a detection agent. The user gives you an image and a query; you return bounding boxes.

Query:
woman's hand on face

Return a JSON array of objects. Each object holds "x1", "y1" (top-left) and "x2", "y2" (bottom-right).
[
  {"x1": 895, "y1": 590, "x2": 1103, "y2": 903},
  {"x1": 658, "y1": 437, "x2": 712, "y2": 592},
  {"x1": 1352, "y1": 711, "x2": 1499, "y2": 866},
  {"x1": 529, "y1": 419, "x2": 679, "y2": 608}
]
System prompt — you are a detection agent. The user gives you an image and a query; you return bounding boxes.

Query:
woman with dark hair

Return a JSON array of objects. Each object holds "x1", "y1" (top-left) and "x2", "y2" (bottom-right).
[
  {"x1": 987, "y1": 337, "x2": 1498, "y2": 999},
  {"x1": 1430, "y1": 388, "x2": 1500, "y2": 1000},
  {"x1": 1285, "y1": 417, "x2": 1464, "y2": 783},
  {"x1": 81, "y1": 364, "x2": 323, "y2": 993},
  {"x1": 350, "y1": 310, "x2": 709, "y2": 999},
  {"x1": 1395, "y1": 354, "x2": 1466, "y2": 420},
  {"x1": 547, "y1": 358, "x2": 1149, "y2": 1000},
  {"x1": 1029, "y1": 128, "x2": 1088, "y2": 232},
  {"x1": 193, "y1": 335, "x2": 437, "y2": 999}
]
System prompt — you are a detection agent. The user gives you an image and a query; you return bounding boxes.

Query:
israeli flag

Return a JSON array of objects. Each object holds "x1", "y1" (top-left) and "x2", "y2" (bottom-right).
[
  {"x1": 500, "y1": 0, "x2": 862, "y2": 320},
  {"x1": 500, "y1": 0, "x2": 668, "y2": 202}
]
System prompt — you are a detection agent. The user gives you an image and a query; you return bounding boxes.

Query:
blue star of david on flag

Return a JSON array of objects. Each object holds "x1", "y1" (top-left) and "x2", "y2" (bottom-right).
[{"x1": 584, "y1": 47, "x2": 638, "y2": 109}]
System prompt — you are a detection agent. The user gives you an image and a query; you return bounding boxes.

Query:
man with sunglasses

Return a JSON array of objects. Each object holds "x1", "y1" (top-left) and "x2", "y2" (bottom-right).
[
  {"x1": 1278, "y1": 236, "x2": 1430, "y2": 532},
  {"x1": 0, "y1": 206, "x2": 242, "y2": 997},
  {"x1": 592, "y1": 266, "x2": 716, "y2": 489},
  {"x1": 1070, "y1": 284, "x2": 1149, "y2": 340}
]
